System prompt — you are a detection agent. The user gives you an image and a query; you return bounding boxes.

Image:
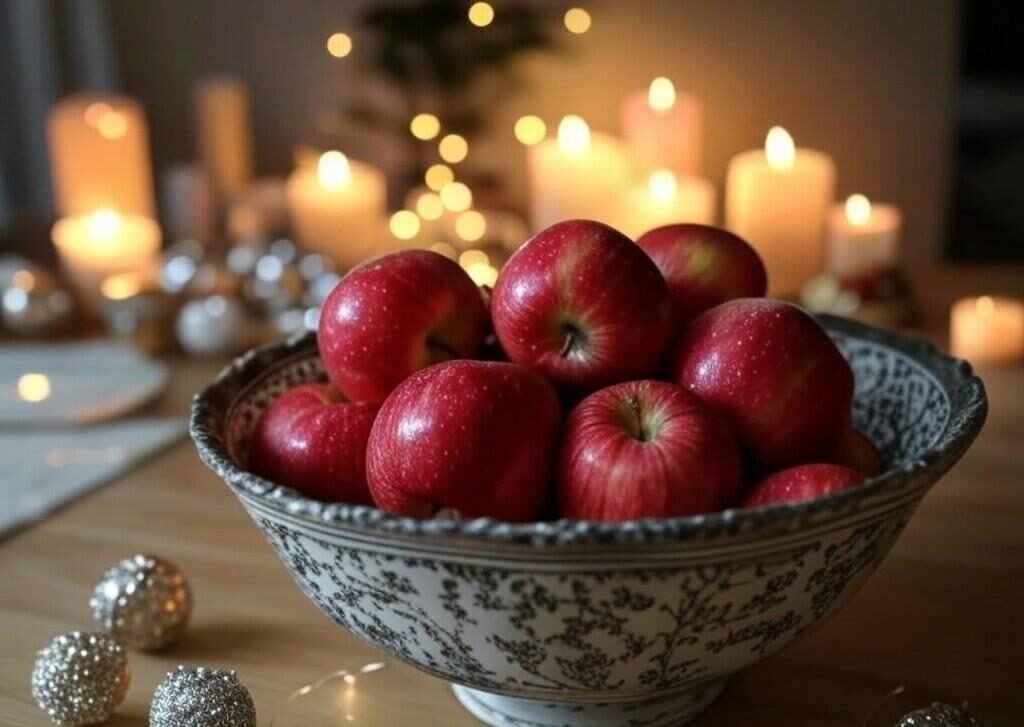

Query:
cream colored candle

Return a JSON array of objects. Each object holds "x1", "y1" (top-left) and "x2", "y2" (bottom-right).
[
  {"x1": 196, "y1": 78, "x2": 254, "y2": 198},
  {"x1": 52, "y1": 209, "x2": 161, "y2": 311},
  {"x1": 826, "y1": 194, "x2": 902, "y2": 278},
  {"x1": 725, "y1": 127, "x2": 835, "y2": 297},
  {"x1": 160, "y1": 163, "x2": 216, "y2": 242},
  {"x1": 950, "y1": 296, "x2": 1024, "y2": 365},
  {"x1": 611, "y1": 169, "x2": 715, "y2": 239},
  {"x1": 47, "y1": 94, "x2": 155, "y2": 216},
  {"x1": 286, "y1": 151, "x2": 387, "y2": 268},
  {"x1": 526, "y1": 116, "x2": 630, "y2": 231},
  {"x1": 621, "y1": 77, "x2": 703, "y2": 176}
]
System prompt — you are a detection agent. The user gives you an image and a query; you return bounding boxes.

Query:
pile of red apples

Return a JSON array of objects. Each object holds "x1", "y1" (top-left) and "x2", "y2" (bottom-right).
[{"x1": 250, "y1": 220, "x2": 881, "y2": 522}]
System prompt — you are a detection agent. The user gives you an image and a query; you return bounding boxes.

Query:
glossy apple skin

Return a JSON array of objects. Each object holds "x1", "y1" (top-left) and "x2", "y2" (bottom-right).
[
  {"x1": 672, "y1": 298, "x2": 854, "y2": 471},
  {"x1": 830, "y1": 426, "x2": 883, "y2": 477},
  {"x1": 558, "y1": 380, "x2": 743, "y2": 521},
  {"x1": 491, "y1": 219, "x2": 672, "y2": 392},
  {"x1": 318, "y1": 249, "x2": 489, "y2": 403},
  {"x1": 248, "y1": 383, "x2": 379, "y2": 504},
  {"x1": 636, "y1": 224, "x2": 767, "y2": 325},
  {"x1": 743, "y1": 463, "x2": 862, "y2": 508},
  {"x1": 366, "y1": 360, "x2": 561, "y2": 521}
]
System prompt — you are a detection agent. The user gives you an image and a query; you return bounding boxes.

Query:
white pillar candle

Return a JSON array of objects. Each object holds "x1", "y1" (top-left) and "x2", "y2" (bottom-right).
[
  {"x1": 826, "y1": 194, "x2": 902, "y2": 278},
  {"x1": 52, "y1": 209, "x2": 161, "y2": 311},
  {"x1": 610, "y1": 169, "x2": 715, "y2": 239},
  {"x1": 286, "y1": 151, "x2": 387, "y2": 269},
  {"x1": 196, "y1": 78, "x2": 254, "y2": 199},
  {"x1": 621, "y1": 77, "x2": 703, "y2": 176},
  {"x1": 950, "y1": 296, "x2": 1024, "y2": 365},
  {"x1": 526, "y1": 116, "x2": 630, "y2": 231},
  {"x1": 47, "y1": 93, "x2": 155, "y2": 216},
  {"x1": 725, "y1": 127, "x2": 835, "y2": 297},
  {"x1": 160, "y1": 163, "x2": 216, "y2": 243}
]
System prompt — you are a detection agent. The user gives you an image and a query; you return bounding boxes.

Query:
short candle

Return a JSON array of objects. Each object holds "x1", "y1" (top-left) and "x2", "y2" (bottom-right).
[
  {"x1": 826, "y1": 194, "x2": 902, "y2": 278},
  {"x1": 950, "y1": 296, "x2": 1024, "y2": 366}
]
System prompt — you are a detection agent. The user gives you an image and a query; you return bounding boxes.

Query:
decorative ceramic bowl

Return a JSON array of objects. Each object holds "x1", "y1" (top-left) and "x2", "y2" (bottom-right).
[{"x1": 191, "y1": 315, "x2": 986, "y2": 727}]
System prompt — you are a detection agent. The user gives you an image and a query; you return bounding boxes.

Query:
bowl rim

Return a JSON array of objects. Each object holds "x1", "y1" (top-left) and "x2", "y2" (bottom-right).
[{"x1": 189, "y1": 314, "x2": 987, "y2": 547}]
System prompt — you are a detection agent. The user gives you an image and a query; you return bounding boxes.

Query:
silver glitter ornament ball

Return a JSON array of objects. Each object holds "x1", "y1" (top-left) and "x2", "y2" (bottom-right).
[
  {"x1": 31, "y1": 631, "x2": 131, "y2": 726},
  {"x1": 150, "y1": 666, "x2": 257, "y2": 727},
  {"x1": 897, "y1": 703, "x2": 983, "y2": 727},
  {"x1": 90, "y1": 554, "x2": 192, "y2": 650}
]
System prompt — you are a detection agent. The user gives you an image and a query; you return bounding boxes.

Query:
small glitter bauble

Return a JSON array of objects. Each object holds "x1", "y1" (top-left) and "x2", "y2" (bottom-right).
[
  {"x1": 150, "y1": 666, "x2": 257, "y2": 727},
  {"x1": 90, "y1": 554, "x2": 192, "y2": 650},
  {"x1": 897, "y1": 703, "x2": 983, "y2": 727},
  {"x1": 31, "y1": 631, "x2": 131, "y2": 726}
]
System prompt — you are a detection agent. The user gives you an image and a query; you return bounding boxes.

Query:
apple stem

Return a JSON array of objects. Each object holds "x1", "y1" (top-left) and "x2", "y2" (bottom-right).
[
  {"x1": 559, "y1": 322, "x2": 586, "y2": 358},
  {"x1": 627, "y1": 395, "x2": 651, "y2": 442}
]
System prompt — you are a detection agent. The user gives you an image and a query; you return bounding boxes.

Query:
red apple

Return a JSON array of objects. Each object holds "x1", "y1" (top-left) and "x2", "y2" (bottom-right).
[
  {"x1": 249, "y1": 383, "x2": 379, "y2": 504},
  {"x1": 318, "y1": 249, "x2": 489, "y2": 403},
  {"x1": 636, "y1": 224, "x2": 767, "y2": 325},
  {"x1": 744, "y1": 463, "x2": 863, "y2": 508},
  {"x1": 366, "y1": 360, "x2": 561, "y2": 521},
  {"x1": 830, "y1": 426, "x2": 883, "y2": 477},
  {"x1": 672, "y1": 298, "x2": 854, "y2": 470},
  {"x1": 491, "y1": 219, "x2": 671, "y2": 392},
  {"x1": 558, "y1": 380, "x2": 743, "y2": 520}
]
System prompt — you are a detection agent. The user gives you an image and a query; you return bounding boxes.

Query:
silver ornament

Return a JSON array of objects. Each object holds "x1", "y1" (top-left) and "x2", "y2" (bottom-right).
[
  {"x1": 150, "y1": 666, "x2": 256, "y2": 727},
  {"x1": 1, "y1": 264, "x2": 74, "y2": 337},
  {"x1": 31, "y1": 631, "x2": 131, "y2": 726},
  {"x1": 90, "y1": 554, "x2": 192, "y2": 650},
  {"x1": 897, "y1": 703, "x2": 983, "y2": 727},
  {"x1": 175, "y1": 295, "x2": 250, "y2": 356},
  {"x1": 243, "y1": 253, "x2": 304, "y2": 314}
]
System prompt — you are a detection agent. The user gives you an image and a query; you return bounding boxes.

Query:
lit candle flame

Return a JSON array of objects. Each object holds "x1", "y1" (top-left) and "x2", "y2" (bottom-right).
[
  {"x1": 648, "y1": 77, "x2": 676, "y2": 112},
  {"x1": 765, "y1": 126, "x2": 795, "y2": 171},
  {"x1": 101, "y1": 273, "x2": 142, "y2": 301},
  {"x1": 976, "y1": 295, "x2": 995, "y2": 318},
  {"x1": 318, "y1": 151, "x2": 352, "y2": 190},
  {"x1": 648, "y1": 169, "x2": 677, "y2": 204},
  {"x1": 18, "y1": 373, "x2": 51, "y2": 403},
  {"x1": 845, "y1": 194, "x2": 872, "y2": 227},
  {"x1": 88, "y1": 209, "x2": 122, "y2": 240},
  {"x1": 558, "y1": 115, "x2": 591, "y2": 158}
]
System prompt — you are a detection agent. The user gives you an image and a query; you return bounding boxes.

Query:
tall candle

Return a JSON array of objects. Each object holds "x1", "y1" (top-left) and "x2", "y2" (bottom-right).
[
  {"x1": 47, "y1": 94, "x2": 155, "y2": 216},
  {"x1": 826, "y1": 194, "x2": 902, "y2": 278},
  {"x1": 526, "y1": 116, "x2": 630, "y2": 231},
  {"x1": 196, "y1": 78, "x2": 254, "y2": 199},
  {"x1": 950, "y1": 296, "x2": 1024, "y2": 365},
  {"x1": 52, "y1": 209, "x2": 161, "y2": 311},
  {"x1": 286, "y1": 151, "x2": 387, "y2": 269},
  {"x1": 160, "y1": 163, "x2": 216, "y2": 242},
  {"x1": 725, "y1": 127, "x2": 835, "y2": 297},
  {"x1": 621, "y1": 77, "x2": 703, "y2": 176},
  {"x1": 610, "y1": 169, "x2": 715, "y2": 239}
]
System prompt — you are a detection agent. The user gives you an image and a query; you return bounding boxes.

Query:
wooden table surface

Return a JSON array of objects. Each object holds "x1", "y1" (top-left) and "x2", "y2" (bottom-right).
[{"x1": 1, "y1": 282, "x2": 1022, "y2": 725}]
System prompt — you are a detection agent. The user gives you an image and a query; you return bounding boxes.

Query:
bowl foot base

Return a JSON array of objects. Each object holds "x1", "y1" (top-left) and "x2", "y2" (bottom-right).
[{"x1": 452, "y1": 680, "x2": 726, "y2": 727}]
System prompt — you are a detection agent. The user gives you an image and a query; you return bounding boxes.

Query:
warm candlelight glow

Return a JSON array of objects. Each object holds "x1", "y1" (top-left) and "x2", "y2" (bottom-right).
[
  {"x1": 101, "y1": 272, "x2": 142, "y2": 301},
  {"x1": 88, "y1": 209, "x2": 122, "y2": 240},
  {"x1": 466, "y1": 262, "x2": 499, "y2": 287},
  {"x1": 845, "y1": 194, "x2": 872, "y2": 227},
  {"x1": 951, "y1": 295, "x2": 1024, "y2": 365},
  {"x1": 84, "y1": 102, "x2": 113, "y2": 128},
  {"x1": 317, "y1": 151, "x2": 352, "y2": 190},
  {"x1": 455, "y1": 210, "x2": 487, "y2": 241},
  {"x1": 648, "y1": 77, "x2": 676, "y2": 112},
  {"x1": 415, "y1": 192, "x2": 444, "y2": 220},
  {"x1": 514, "y1": 115, "x2": 547, "y2": 146},
  {"x1": 564, "y1": 7, "x2": 591, "y2": 34},
  {"x1": 468, "y1": 1, "x2": 494, "y2": 26},
  {"x1": 648, "y1": 169, "x2": 678, "y2": 204},
  {"x1": 389, "y1": 210, "x2": 421, "y2": 240},
  {"x1": 438, "y1": 134, "x2": 469, "y2": 163},
  {"x1": 765, "y1": 126, "x2": 796, "y2": 171},
  {"x1": 11, "y1": 270, "x2": 36, "y2": 290},
  {"x1": 558, "y1": 115, "x2": 591, "y2": 157},
  {"x1": 425, "y1": 163, "x2": 454, "y2": 191},
  {"x1": 459, "y1": 249, "x2": 490, "y2": 269},
  {"x1": 410, "y1": 113, "x2": 441, "y2": 140},
  {"x1": 327, "y1": 32, "x2": 353, "y2": 58},
  {"x1": 96, "y1": 110, "x2": 128, "y2": 139},
  {"x1": 18, "y1": 373, "x2": 52, "y2": 403},
  {"x1": 440, "y1": 181, "x2": 472, "y2": 212},
  {"x1": 976, "y1": 295, "x2": 995, "y2": 317},
  {"x1": 430, "y1": 241, "x2": 458, "y2": 259}
]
